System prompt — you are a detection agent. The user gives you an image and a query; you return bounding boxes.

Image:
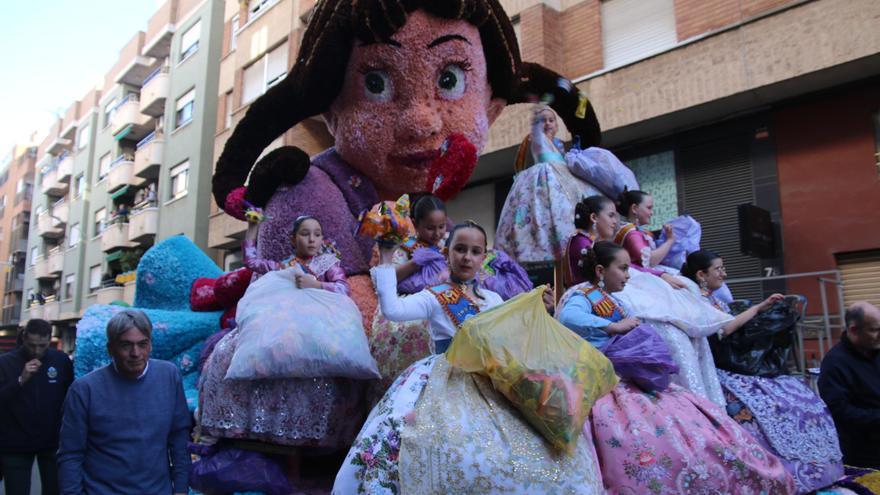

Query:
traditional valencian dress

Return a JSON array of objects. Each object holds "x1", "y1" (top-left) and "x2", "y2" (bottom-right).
[
  {"x1": 558, "y1": 284, "x2": 797, "y2": 495},
  {"x1": 704, "y1": 293, "x2": 844, "y2": 494},
  {"x1": 198, "y1": 237, "x2": 363, "y2": 447},
  {"x1": 333, "y1": 265, "x2": 605, "y2": 494}
]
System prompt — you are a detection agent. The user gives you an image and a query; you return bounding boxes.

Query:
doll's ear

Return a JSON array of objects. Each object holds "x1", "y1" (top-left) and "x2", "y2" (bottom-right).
[{"x1": 487, "y1": 97, "x2": 506, "y2": 126}]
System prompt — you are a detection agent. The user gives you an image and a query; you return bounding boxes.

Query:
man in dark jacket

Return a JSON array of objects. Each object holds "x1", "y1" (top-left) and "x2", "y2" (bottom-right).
[
  {"x1": 0, "y1": 319, "x2": 73, "y2": 495},
  {"x1": 818, "y1": 301, "x2": 880, "y2": 469}
]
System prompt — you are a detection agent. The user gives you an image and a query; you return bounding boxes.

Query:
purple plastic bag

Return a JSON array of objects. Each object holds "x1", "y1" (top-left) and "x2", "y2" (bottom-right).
[
  {"x1": 189, "y1": 443, "x2": 292, "y2": 495},
  {"x1": 600, "y1": 324, "x2": 679, "y2": 392},
  {"x1": 397, "y1": 247, "x2": 449, "y2": 294},
  {"x1": 656, "y1": 215, "x2": 701, "y2": 270},
  {"x1": 565, "y1": 147, "x2": 640, "y2": 199},
  {"x1": 481, "y1": 250, "x2": 534, "y2": 301}
]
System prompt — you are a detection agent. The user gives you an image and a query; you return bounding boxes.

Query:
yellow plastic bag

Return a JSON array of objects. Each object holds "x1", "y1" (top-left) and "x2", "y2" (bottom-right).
[{"x1": 447, "y1": 288, "x2": 618, "y2": 452}]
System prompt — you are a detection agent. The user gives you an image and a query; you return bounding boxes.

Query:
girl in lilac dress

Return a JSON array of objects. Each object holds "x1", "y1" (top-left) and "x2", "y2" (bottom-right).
[
  {"x1": 682, "y1": 250, "x2": 844, "y2": 494},
  {"x1": 559, "y1": 242, "x2": 796, "y2": 495},
  {"x1": 198, "y1": 216, "x2": 365, "y2": 448}
]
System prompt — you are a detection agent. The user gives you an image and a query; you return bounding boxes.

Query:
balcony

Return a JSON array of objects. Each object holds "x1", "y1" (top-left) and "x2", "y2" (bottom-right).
[
  {"x1": 43, "y1": 300, "x2": 61, "y2": 322},
  {"x1": 123, "y1": 281, "x2": 136, "y2": 305},
  {"x1": 40, "y1": 167, "x2": 65, "y2": 196},
  {"x1": 5, "y1": 275, "x2": 24, "y2": 293},
  {"x1": 33, "y1": 255, "x2": 51, "y2": 280},
  {"x1": 11, "y1": 237, "x2": 27, "y2": 254},
  {"x1": 113, "y1": 31, "x2": 155, "y2": 87},
  {"x1": 96, "y1": 285, "x2": 125, "y2": 305},
  {"x1": 36, "y1": 211, "x2": 64, "y2": 238},
  {"x1": 101, "y1": 223, "x2": 135, "y2": 252},
  {"x1": 47, "y1": 137, "x2": 72, "y2": 156},
  {"x1": 140, "y1": 68, "x2": 169, "y2": 117},
  {"x1": 143, "y1": 0, "x2": 177, "y2": 59},
  {"x1": 2, "y1": 304, "x2": 21, "y2": 326},
  {"x1": 106, "y1": 156, "x2": 137, "y2": 193},
  {"x1": 60, "y1": 101, "x2": 80, "y2": 140},
  {"x1": 48, "y1": 247, "x2": 64, "y2": 274},
  {"x1": 27, "y1": 303, "x2": 44, "y2": 321},
  {"x1": 128, "y1": 207, "x2": 158, "y2": 243},
  {"x1": 134, "y1": 132, "x2": 163, "y2": 178},
  {"x1": 110, "y1": 95, "x2": 152, "y2": 142},
  {"x1": 52, "y1": 199, "x2": 69, "y2": 225},
  {"x1": 56, "y1": 154, "x2": 74, "y2": 183}
]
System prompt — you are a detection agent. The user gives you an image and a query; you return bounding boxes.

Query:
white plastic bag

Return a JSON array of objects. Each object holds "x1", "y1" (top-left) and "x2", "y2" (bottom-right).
[{"x1": 226, "y1": 267, "x2": 380, "y2": 380}]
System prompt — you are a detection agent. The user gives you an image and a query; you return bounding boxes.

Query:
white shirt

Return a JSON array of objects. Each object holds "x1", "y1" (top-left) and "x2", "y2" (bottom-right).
[{"x1": 372, "y1": 265, "x2": 504, "y2": 340}]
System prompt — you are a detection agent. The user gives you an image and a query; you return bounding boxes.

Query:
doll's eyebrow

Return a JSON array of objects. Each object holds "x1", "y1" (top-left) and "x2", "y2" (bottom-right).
[{"x1": 427, "y1": 34, "x2": 470, "y2": 49}]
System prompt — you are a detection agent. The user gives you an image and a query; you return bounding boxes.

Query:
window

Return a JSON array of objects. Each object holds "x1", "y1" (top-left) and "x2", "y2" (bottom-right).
[
  {"x1": 75, "y1": 174, "x2": 86, "y2": 197},
  {"x1": 180, "y1": 20, "x2": 201, "y2": 62},
  {"x1": 69, "y1": 223, "x2": 81, "y2": 247},
  {"x1": 15, "y1": 178, "x2": 24, "y2": 194},
  {"x1": 89, "y1": 265, "x2": 101, "y2": 292},
  {"x1": 103, "y1": 97, "x2": 118, "y2": 128},
  {"x1": 98, "y1": 153, "x2": 111, "y2": 181},
  {"x1": 242, "y1": 42, "x2": 288, "y2": 105},
  {"x1": 64, "y1": 274, "x2": 75, "y2": 299},
  {"x1": 249, "y1": 0, "x2": 277, "y2": 18},
  {"x1": 224, "y1": 92, "x2": 233, "y2": 129},
  {"x1": 94, "y1": 208, "x2": 106, "y2": 236},
  {"x1": 77, "y1": 123, "x2": 90, "y2": 150},
  {"x1": 169, "y1": 161, "x2": 189, "y2": 200},
  {"x1": 30, "y1": 247, "x2": 38, "y2": 266},
  {"x1": 601, "y1": 0, "x2": 677, "y2": 69},
  {"x1": 175, "y1": 88, "x2": 195, "y2": 129},
  {"x1": 230, "y1": 14, "x2": 240, "y2": 52}
]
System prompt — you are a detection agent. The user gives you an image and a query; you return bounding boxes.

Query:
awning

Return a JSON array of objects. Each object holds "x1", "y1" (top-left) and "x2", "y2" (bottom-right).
[
  {"x1": 114, "y1": 124, "x2": 132, "y2": 141},
  {"x1": 105, "y1": 250, "x2": 123, "y2": 263},
  {"x1": 110, "y1": 185, "x2": 130, "y2": 200}
]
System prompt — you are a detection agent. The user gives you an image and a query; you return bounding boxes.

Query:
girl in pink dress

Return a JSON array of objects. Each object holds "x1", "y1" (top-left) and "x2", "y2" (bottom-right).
[
  {"x1": 615, "y1": 189, "x2": 677, "y2": 271},
  {"x1": 559, "y1": 241, "x2": 796, "y2": 495}
]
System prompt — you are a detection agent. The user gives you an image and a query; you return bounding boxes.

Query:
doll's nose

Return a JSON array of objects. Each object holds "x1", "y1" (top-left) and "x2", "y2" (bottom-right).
[{"x1": 396, "y1": 100, "x2": 442, "y2": 141}]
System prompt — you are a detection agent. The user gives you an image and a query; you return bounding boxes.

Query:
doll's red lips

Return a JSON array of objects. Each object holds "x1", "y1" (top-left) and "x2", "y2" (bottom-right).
[{"x1": 391, "y1": 150, "x2": 440, "y2": 169}]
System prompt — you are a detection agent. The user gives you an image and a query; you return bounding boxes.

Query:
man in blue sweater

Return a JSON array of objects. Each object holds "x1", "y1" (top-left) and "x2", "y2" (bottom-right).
[
  {"x1": 0, "y1": 318, "x2": 73, "y2": 495},
  {"x1": 57, "y1": 309, "x2": 191, "y2": 494}
]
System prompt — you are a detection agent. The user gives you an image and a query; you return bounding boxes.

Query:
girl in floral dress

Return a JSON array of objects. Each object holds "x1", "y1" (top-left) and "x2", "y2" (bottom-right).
[
  {"x1": 559, "y1": 241, "x2": 796, "y2": 495},
  {"x1": 682, "y1": 250, "x2": 844, "y2": 494},
  {"x1": 334, "y1": 221, "x2": 605, "y2": 494},
  {"x1": 199, "y1": 216, "x2": 365, "y2": 448}
]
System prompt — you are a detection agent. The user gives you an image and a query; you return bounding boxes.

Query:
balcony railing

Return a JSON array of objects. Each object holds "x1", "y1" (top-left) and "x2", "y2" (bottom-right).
[
  {"x1": 40, "y1": 167, "x2": 64, "y2": 196},
  {"x1": 111, "y1": 94, "x2": 152, "y2": 141},
  {"x1": 134, "y1": 132, "x2": 163, "y2": 178},
  {"x1": 56, "y1": 153, "x2": 74, "y2": 183},
  {"x1": 2, "y1": 303, "x2": 22, "y2": 326},
  {"x1": 48, "y1": 246, "x2": 64, "y2": 274},
  {"x1": 36, "y1": 210, "x2": 64, "y2": 238},
  {"x1": 106, "y1": 156, "x2": 136, "y2": 193},
  {"x1": 128, "y1": 207, "x2": 158, "y2": 243},
  {"x1": 52, "y1": 198, "x2": 69, "y2": 225},
  {"x1": 140, "y1": 67, "x2": 169, "y2": 117},
  {"x1": 43, "y1": 300, "x2": 60, "y2": 322},
  {"x1": 101, "y1": 222, "x2": 134, "y2": 252},
  {"x1": 33, "y1": 255, "x2": 52, "y2": 280},
  {"x1": 96, "y1": 285, "x2": 125, "y2": 305}
]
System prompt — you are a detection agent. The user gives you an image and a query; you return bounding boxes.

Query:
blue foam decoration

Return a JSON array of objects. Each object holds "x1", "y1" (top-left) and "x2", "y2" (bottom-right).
[{"x1": 135, "y1": 235, "x2": 223, "y2": 311}]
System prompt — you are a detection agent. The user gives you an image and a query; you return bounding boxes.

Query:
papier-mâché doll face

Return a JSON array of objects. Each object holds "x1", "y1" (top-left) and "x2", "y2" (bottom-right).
[{"x1": 325, "y1": 10, "x2": 505, "y2": 199}]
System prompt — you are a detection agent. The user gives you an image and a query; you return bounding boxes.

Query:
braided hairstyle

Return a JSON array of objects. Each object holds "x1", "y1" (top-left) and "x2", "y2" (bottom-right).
[
  {"x1": 575, "y1": 195, "x2": 613, "y2": 231},
  {"x1": 680, "y1": 249, "x2": 721, "y2": 284},
  {"x1": 579, "y1": 240, "x2": 625, "y2": 284},
  {"x1": 616, "y1": 189, "x2": 650, "y2": 219},
  {"x1": 213, "y1": 0, "x2": 602, "y2": 215},
  {"x1": 410, "y1": 194, "x2": 447, "y2": 227}
]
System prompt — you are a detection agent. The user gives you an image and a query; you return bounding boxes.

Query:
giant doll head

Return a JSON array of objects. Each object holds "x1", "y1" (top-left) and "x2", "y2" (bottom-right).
[{"x1": 213, "y1": 0, "x2": 601, "y2": 215}]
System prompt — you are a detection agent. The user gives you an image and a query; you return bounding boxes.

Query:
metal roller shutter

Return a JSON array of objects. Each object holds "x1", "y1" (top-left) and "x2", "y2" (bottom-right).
[
  {"x1": 836, "y1": 250, "x2": 880, "y2": 308},
  {"x1": 680, "y1": 137, "x2": 763, "y2": 302},
  {"x1": 601, "y1": 0, "x2": 677, "y2": 69}
]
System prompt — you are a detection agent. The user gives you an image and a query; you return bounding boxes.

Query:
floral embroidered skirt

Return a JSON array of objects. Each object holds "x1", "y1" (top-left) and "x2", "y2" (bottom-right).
[
  {"x1": 495, "y1": 160, "x2": 602, "y2": 263},
  {"x1": 334, "y1": 356, "x2": 605, "y2": 494},
  {"x1": 589, "y1": 381, "x2": 796, "y2": 495},
  {"x1": 366, "y1": 310, "x2": 433, "y2": 406},
  {"x1": 198, "y1": 327, "x2": 365, "y2": 448},
  {"x1": 719, "y1": 371, "x2": 844, "y2": 494}
]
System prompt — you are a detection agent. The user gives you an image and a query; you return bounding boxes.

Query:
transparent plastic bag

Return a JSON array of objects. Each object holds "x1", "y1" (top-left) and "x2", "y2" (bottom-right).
[
  {"x1": 446, "y1": 288, "x2": 618, "y2": 452},
  {"x1": 226, "y1": 267, "x2": 380, "y2": 380}
]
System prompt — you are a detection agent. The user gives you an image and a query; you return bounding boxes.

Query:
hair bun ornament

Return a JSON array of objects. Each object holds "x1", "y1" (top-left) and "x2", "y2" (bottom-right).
[
  {"x1": 426, "y1": 133, "x2": 478, "y2": 202},
  {"x1": 356, "y1": 194, "x2": 415, "y2": 247},
  {"x1": 223, "y1": 186, "x2": 248, "y2": 221}
]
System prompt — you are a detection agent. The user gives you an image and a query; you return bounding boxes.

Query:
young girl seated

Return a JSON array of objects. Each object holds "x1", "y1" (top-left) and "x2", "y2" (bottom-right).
[
  {"x1": 334, "y1": 221, "x2": 604, "y2": 494},
  {"x1": 199, "y1": 215, "x2": 371, "y2": 448},
  {"x1": 682, "y1": 250, "x2": 844, "y2": 494},
  {"x1": 566, "y1": 195, "x2": 619, "y2": 287},
  {"x1": 558, "y1": 242, "x2": 796, "y2": 495},
  {"x1": 615, "y1": 190, "x2": 676, "y2": 270}
]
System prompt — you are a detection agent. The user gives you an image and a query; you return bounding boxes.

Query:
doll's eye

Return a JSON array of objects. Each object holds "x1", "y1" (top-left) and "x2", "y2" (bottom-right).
[
  {"x1": 437, "y1": 64, "x2": 466, "y2": 100},
  {"x1": 363, "y1": 70, "x2": 392, "y2": 102}
]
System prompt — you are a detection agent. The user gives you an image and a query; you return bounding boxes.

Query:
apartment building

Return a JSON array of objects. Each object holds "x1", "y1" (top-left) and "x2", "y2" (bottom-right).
[
  {"x1": 21, "y1": 0, "x2": 225, "y2": 349},
  {"x1": 0, "y1": 145, "x2": 36, "y2": 351},
  {"x1": 206, "y1": 0, "x2": 880, "y2": 316}
]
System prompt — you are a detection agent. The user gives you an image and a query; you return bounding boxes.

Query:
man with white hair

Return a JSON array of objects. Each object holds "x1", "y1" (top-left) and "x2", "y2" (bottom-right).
[
  {"x1": 818, "y1": 301, "x2": 880, "y2": 469},
  {"x1": 57, "y1": 309, "x2": 191, "y2": 494}
]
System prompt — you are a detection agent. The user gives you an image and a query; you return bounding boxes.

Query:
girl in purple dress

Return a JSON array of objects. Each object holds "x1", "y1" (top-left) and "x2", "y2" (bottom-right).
[
  {"x1": 198, "y1": 216, "x2": 366, "y2": 448},
  {"x1": 682, "y1": 250, "x2": 844, "y2": 494},
  {"x1": 559, "y1": 242, "x2": 796, "y2": 495},
  {"x1": 565, "y1": 195, "x2": 618, "y2": 286}
]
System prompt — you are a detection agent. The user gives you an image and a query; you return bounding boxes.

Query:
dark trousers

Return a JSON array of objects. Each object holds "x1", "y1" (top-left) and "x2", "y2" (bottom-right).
[{"x1": 0, "y1": 450, "x2": 59, "y2": 495}]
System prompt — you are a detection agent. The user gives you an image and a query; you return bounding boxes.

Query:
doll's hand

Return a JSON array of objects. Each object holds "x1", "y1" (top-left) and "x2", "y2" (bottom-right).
[
  {"x1": 295, "y1": 274, "x2": 321, "y2": 289},
  {"x1": 607, "y1": 317, "x2": 641, "y2": 335}
]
